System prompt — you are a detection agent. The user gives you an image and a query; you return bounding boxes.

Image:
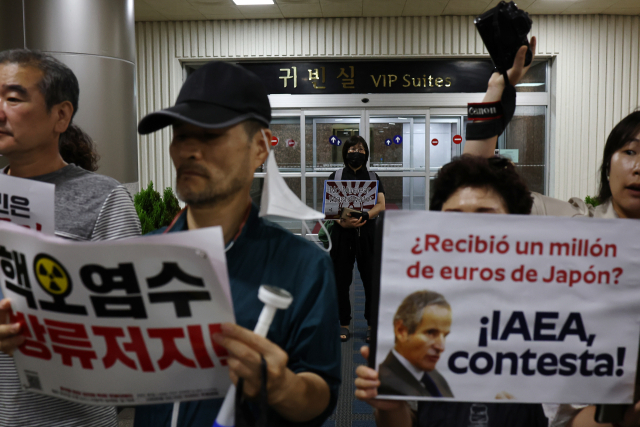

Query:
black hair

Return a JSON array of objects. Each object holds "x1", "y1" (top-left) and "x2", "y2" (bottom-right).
[
  {"x1": 242, "y1": 119, "x2": 267, "y2": 141},
  {"x1": 597, "y1": 110, "x2": 640, "y2": 202},
  {"x1": 430, "y1": 155, "x2": 533, "y2": 214},
  {"x1": 342, "y1": 135, "x2": 369, "y2": 167},
  {"x1": 0, "y1": 49, "x2": 79, "y2": 121},
  {"x1": 58, "y1": 124, "x2": 100, "y2": 172}
]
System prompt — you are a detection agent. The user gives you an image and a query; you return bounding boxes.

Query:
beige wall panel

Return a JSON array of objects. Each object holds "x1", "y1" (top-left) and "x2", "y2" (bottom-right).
[
  {"x1": 595, "y1": 16, "x2": 608, "y2": 195},
  {"x1": 325, "y1": 19, "x2": 334, "y2": 55},
  {"x1": 182, "y1": 21, "x2": 191, "y2": 58},
  {"x1": 388, "y1": 17, "x2": 396, "y2": 55},
  {"x1": 613, "y1": 16, "x2": 624, "y2": 127},
  {"x1": 315, "y1": 19, "x2": 324, "y2": 55},
  {"x1": 631, "y1": 17, "x2": 640, "y2": 120},
  {"x1": 578, "y1": 15, "x2": 587, "y2": 197},
  {"x1": 379, "y1": 17, "x2": 388, "y2": 55},
  {"x1": 443, "y1": 16, "x2": 452, "y2": 54},
  {"x1": 302, "y1": 19, "x2": 310, "y2": 56},
  {"x1": 336, "y1": 18, "x2": 345, "y2": 55},
  {"x1": 356, "y1": 18, "x2": 364, "y2": 55},
  {"x1": 451, "y1": 16, "x2": 460, "y2": 55},
  {"x1": 135, "y1": 15, "x2": 640, "y2": 200},
  {"x1": 587, "y1": 15, "x2": 600, "y2": 195},
  {"x1": 175, "y1": 22, "x2": 183, "y2": 57},
  {"x1": 604, "y1": 16, "x2": 616, "y2": 197},
  {"x1": 205, "y1": 21, "x2": 214, "y2": 57}
]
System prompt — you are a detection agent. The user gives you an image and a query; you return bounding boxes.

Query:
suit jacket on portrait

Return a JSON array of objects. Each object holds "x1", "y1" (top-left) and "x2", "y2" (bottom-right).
[{"x1": 378, "y1": 351, "x2": 453, "y2": 397}]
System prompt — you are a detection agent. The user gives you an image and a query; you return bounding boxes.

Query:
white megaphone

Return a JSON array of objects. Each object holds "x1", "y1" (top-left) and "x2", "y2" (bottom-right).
[
  {"x1": 213, "y1": 285, "x2": 293, "y2": 427},
  {"x1": 258, "y1": 130, "x2": 333, "y2": 252}
]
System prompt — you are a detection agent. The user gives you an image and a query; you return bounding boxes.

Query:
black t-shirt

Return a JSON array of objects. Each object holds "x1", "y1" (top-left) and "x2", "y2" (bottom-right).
[{"x1": 327, "y1": 166, "x2": 386, "y2": 195}]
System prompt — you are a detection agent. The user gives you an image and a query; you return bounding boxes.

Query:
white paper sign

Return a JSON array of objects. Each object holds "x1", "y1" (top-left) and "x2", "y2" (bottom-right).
[
  {"x1": 0, "y1": 222, "x2": 235, "y2": 406},
  {"x1": 322, "y1": 180, "x2": 379, "y2": 219},
  {"x1": 375, "y1": 211, "x2": 640, "y2": 404},
  {"x1": 0, "y1": 173, "x2": 55, "y2": 234}
]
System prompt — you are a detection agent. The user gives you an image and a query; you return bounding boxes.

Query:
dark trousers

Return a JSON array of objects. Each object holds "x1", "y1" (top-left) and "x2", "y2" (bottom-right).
[{"x1": 330, "y1": 224, "x2": 375, "y2": 326}]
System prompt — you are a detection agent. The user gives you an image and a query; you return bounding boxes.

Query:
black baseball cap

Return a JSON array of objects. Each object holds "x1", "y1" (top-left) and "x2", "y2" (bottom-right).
[{"x1": 138, "y1": 61, "x2": 271, "y2": 135}]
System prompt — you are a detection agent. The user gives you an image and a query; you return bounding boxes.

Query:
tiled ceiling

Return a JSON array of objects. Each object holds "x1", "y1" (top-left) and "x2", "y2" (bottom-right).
[{"x1": 135, "y1": 0, "x2": 640, "y2": 21}]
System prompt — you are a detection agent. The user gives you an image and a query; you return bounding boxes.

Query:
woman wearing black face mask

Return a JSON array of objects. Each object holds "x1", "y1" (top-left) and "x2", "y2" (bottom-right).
[{"x1": 326, "y1": 135, "x2": 386, "y2": 342}]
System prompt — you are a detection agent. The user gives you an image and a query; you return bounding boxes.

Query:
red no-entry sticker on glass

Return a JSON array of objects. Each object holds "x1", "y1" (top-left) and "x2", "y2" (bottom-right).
[
  {"x1": 453, "y1": 134, "x2": 462, "y2": 144},
  {"x1": 431, "y1": 138, "x2": 439, "y2": 146},
  {"x1": 271, "y1": 136, "x2": 279, "y2": 147}
]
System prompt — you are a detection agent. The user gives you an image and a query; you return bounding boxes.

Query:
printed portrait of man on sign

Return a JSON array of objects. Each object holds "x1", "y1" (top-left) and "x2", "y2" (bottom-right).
[{"x1": 378, "y1": 290, "x2": 454, "y2": 398}]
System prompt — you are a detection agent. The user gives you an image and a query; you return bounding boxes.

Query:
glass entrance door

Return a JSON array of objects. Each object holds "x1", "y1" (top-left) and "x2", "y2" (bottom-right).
[
  {"x1": 429, "y1": 109, "x2": 548, "y2": 195},
  {"x1": 305, "y1": 115, "x2": 362, "y2": 214},
  {"x1": 429, "y1": 116, "x2": 463, "y2": 170},
  {"x1": 253, "y1": 106, "x2": 546, "y2": 237},
  {"x1": 367, "y1": 115, "x2": 427, "y2": 211},
  {"x1": 428, "y1": 115, "x2": 463, "y2": 201}
]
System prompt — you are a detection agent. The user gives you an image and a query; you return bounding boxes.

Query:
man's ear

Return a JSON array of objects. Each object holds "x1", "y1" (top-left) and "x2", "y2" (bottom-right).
[
  {"x1": 251, "y1": 128, "x2": 270, "y2": 169},
  {"x1": 52, "y1": 101, "x2": 74, "y2": 134},
  {"x1": 394, "y1": 319, "x2": 409, "y2": 343}
]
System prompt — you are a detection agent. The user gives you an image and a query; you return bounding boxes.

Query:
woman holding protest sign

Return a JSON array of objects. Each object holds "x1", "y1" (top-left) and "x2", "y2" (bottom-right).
[
  {"x1": 354, "y1": 155, "x2": 548, "y2": 427},
  {"x1": 327, "y1": 135, "x2": 386, "y2": 343},
  {"x1": 355, "y1": 35, "x2": 640, "y2": 425}
]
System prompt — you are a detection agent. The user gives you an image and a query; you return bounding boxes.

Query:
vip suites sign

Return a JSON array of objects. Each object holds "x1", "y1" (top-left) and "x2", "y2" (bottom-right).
[
  {"x1": 240, "y1": 60, "x2": 495, "y2": 94},
  {"x1": 374, "y1": 211, "x2": 640, "y2": 403},
  {"x1": 0, "y1": 223, "x2": 235, "y2": 406}
]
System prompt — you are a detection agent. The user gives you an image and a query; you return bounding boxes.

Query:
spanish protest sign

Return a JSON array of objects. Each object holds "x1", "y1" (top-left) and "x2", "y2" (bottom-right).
[
  {"x1": 373, "y1": 211, "x2": 640, "y2": 403},
  {"x1": 0, "y1": 222, "x2": 235, "y2": 406},
  {"x1": 323, "y1": 180, "x2": 378, "y2": 219},
  {"x1": 0, "y1": 174, "x2": 55, "y2": 234}
]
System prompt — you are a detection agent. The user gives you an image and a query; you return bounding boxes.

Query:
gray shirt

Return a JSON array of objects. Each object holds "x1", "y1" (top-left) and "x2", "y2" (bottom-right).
[{"x1": 27, "y1": 164, "x2": 142, "y2": 240}]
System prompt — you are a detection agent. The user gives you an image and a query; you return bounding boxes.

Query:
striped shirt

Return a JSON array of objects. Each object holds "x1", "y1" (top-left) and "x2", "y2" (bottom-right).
[{"x1": 1, "y1": 164, "x2": 141, "y2": 427}]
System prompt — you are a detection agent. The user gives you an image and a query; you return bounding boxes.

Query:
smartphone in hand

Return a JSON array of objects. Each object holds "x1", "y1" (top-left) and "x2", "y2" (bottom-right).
[{"x1": 340, "y1": 208, "x2": 362, "y2": 220}]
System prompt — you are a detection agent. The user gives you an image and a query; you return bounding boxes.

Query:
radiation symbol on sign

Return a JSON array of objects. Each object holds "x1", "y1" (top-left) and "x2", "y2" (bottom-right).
[{"x1": 33, "y1": 254, "x2": 72, "y2": 297}]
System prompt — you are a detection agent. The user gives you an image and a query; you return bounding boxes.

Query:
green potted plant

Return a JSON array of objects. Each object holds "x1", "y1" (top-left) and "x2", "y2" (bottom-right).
[{"x1": 134, "y1": 182, "x2": 181, "y2": 234}]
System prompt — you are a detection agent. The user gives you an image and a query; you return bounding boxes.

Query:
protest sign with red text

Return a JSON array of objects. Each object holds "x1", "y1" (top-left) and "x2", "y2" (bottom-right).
[
  {"x1": 0, "y1": 223, "x2": 234, "y2": 406},
  {"x1": 375, "y1": 211, "x2": 640, "y2": 403}
]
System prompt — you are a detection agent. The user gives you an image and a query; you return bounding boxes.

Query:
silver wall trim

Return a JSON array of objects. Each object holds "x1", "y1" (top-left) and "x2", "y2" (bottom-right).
[{"x1": 23, "y1": 0, "x2": 135, "y2": 62}]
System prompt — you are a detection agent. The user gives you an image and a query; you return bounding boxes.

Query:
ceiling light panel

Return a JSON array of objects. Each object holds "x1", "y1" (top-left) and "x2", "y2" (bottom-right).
[{"x1": 233, "y1": 0, "x2": 274, "y2": 4}]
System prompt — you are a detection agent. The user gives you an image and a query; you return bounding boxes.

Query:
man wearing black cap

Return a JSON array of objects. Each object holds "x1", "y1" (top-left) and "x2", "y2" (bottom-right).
[{"x1": 134, "y1": 62, "x2": 340, "y2": 427}]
